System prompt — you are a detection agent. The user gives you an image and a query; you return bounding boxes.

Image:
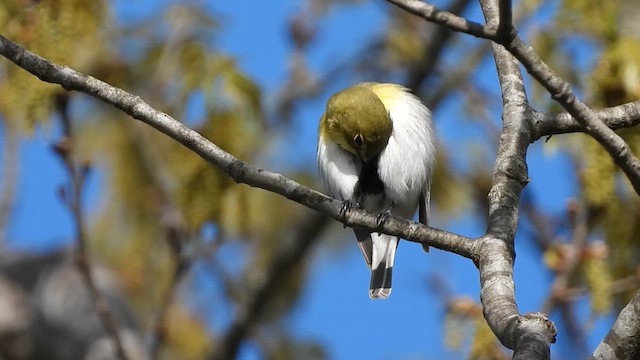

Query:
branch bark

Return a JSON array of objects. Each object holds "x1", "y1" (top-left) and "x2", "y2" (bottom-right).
[
  {"x1": 405, "y1": 0, "x2": 473, "y2": 92},
  {"x1": 590, "y1": 290, "x2": 640, "y2": 360},
  {"x1": 533, "y1": 102, "x2": 640, "y2": 140},
  {"x1": 473, "y1": 1, "x2": 556, "y2": 358},
  {"x1": 502, "y1": 35, "x2": 640, "y2": 195},
  {"x1": 385, "y1": 0, "x2": 640, "y2": 197},
  {"x1": 384, "y1": 0, "x2": 496, "y2": 38},
  {"x1": 0, "y1": 34, "x2": 475, "y2": 259}
]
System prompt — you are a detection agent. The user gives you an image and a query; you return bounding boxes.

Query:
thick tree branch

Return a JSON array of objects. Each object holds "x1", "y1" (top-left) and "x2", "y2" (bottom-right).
[
  {"x1": 590, "y1": 290, "x2": 640, "y2": 360},
  {"x1": 0, "y1": 34, "x2": 475, "y2": 258},
  {"x1": 477, "y1": 1, "x2": 556, "y2": 359}
]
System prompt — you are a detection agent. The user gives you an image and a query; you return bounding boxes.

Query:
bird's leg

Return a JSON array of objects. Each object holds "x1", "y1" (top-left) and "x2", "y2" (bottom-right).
[
  {"x1": 339, "y1": 200, "x2": 357, "y2": 228},
  {"x1": 376, "y1": 209, "x2": 392, "y2": 235}
]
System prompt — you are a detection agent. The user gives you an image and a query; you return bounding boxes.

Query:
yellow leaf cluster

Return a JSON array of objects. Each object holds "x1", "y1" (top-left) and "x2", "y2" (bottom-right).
[
  {"x1": 0, "y1": 0, "x2": 106, "y2": 128},
  {"x1": 592, "y1": 37, "x2": 640, "y2": 105},
  {"x1": 469, "y1": 317, "x2": 505, "y2": 360},
  {"x1": 559, "y1": 0, "x2": 618, "y2": 40},
  {"x1": 383, "y1": 11, "x2": 429, "y2": 68},
  {"x1": 163, "y1": 305, "x2": 212, "y2": 360},
  {"x1": 580, "y1": 138, "x2": 616, "y2": 212},
  {"x1": 443, "y1": 297, "x2": 506, "y2": 359},
  {"x1": 444, "y1": 311, "x2": 468, "y2": 350},
  {"x1": 583, "y1": 243, "x2": 613, "y2": 314}
]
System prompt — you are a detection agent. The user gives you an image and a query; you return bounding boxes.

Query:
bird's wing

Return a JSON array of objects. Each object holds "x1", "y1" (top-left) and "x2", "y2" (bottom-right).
[
  {"x1": 418, "y1": 191, "x2": 431, "y2": 252},
  {"x1": 353, "y1": 229, "x2": 373, "y2": 269}
]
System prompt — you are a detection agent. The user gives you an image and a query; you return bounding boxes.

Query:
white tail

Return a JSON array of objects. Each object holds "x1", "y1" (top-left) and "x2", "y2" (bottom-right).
[{"x1": 368, "y1": 233, "x2": 398, "y2": 299}]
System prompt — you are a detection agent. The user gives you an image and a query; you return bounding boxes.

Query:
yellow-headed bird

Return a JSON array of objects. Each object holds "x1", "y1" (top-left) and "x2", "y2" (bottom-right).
[{"x1": 317, "y1": 82, "x2": 435, "y2": 299}]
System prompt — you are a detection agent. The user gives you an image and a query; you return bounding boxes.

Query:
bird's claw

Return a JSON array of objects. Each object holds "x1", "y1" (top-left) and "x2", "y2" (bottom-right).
[
  {"x1": 339, "y1": 200, "x2": 356, "y2": 228},
  {"x1": 376, "y1": 211, "x2": 392, "y2": 233}
]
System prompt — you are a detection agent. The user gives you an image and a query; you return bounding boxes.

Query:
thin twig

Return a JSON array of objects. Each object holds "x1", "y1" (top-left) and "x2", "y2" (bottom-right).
[
  {"x1": 209, "y1": 211, "x2": 330, "y2": 360},
  {"x1": 539, "y1": 200, "x2": 589, "y2": 357},
  {"x1": 149, "y1": 225, "x2": 191, "y2": 358},
  {"x1": 540, "y1": 200, "x2": 587, "y2": 313},
  {"x1": 533, "y1": 102, "x2": 640, "y2": 139},
  {"x1": 560, "y1": 273, "x2": 640, "y2": 301},
  {"x1": 53, "y1": 94, "x2": 129, "y2": 360},
  {"x1": 423, "y1": 41, "x2": 492, "y2": 109}
]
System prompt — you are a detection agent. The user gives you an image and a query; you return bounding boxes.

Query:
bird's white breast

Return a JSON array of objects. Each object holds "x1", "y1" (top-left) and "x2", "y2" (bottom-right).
[
  {"x1": 317, "y1": 137, "x2": 359, "y2": 202},
  {"x1": 375, "y1": 88, "x2": 436, "y2": 218}
]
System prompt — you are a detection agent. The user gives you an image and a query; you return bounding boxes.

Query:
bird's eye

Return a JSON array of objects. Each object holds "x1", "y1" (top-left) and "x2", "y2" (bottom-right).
[{"x1": 353, "y1": 133, "x2": 364, "y2": 147}]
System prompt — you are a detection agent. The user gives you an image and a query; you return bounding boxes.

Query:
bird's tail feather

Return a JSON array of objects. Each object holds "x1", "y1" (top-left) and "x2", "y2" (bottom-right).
[{"x1": 368, "y1": 234, "x2": 398, "y2": 299}]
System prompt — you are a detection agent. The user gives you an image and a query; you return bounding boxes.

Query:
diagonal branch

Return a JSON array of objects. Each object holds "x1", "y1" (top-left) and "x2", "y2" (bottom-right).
[
  {"x1": 590, "y1": 290, "x2": 640, "y2": 360},
  {"x1": 405, "y1": 0, "x2": 473, "y2": 92},
  {"x1": 385, "y1": 0, "x2": 640, "y2": 196},
  {"x1": 0, "y1": 34, "x2": 475, "y2": 259},
  {"x1": 384, "y1": 0, "x2": 496, "y2": 38},
  {"x1": 502, "y1": 35, "x2": 640, "y2": 195},
  {"x1": 533, "y1": 101, "x2": 640, "y2": 140}
]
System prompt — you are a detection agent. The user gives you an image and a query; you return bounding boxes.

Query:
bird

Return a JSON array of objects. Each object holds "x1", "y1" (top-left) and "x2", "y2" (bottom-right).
[{"x1": 317, "y1": 82, "x2": 436, "y2": 299}]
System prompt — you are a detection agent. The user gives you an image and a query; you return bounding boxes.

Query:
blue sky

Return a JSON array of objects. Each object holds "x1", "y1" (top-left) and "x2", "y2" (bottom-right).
[{"x1": 4, "y1": 0, "x2": 618, "y2": 359}]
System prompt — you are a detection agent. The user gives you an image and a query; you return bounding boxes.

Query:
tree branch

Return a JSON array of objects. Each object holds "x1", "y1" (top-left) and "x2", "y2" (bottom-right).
[
  {"x1": 149, "y1": 224, "x2": 191, "y2": 358},
  {"x1": 0, "y1": 34, "x2": 475, "y2": 259},
  {"x1": 590, "y1": 290, "x2": 640, "y2": 360},
  {"x1": 476, "y1": 1, "x2": 556, "y2": 359},
  {"x1": 502, "y1": 35, "x2": 640, "y2": 195},
  {"x1": 533, "y1": 101, "x2": 640, "y2": 140},
  {"x1": 385, "y1": 0, "x2": 640, "y2": 196},
  {"x1": 52, "y1": 94, "x2": 129, "y2": 360},
  {"x1": 405, "y1": 0, "x2": 473, "y2": 92},
  {"x1": 497, "y1": 0, "x2": 513, "y2": 35},
  {"x1": 384, "y1": 0, "x2": 496, "y2": 38}
]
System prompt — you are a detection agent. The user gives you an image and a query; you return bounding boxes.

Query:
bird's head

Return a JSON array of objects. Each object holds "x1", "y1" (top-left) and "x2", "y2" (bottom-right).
[{"x1": 320, "y1": 84, "x2": 393, "y2": 161}]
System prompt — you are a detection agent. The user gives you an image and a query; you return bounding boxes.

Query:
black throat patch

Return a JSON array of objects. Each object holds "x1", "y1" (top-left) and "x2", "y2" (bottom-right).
[{"x1": 355, "y1": 156, "x2": 385, "y2": 198}]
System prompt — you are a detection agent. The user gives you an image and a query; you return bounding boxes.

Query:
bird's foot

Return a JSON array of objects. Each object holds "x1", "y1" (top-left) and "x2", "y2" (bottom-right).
[
  {"x1": 376, "y1": 210, "x2": 392, "y2": 234},
  {"x1": 339, "y1": 200, "x2": 356, "y2": 228}
]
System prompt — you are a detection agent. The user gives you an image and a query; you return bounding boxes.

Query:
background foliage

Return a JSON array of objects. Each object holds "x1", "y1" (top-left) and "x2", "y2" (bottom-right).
[{"x1": 1, "y1": 0, "x2": 639, "y2": 359}]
